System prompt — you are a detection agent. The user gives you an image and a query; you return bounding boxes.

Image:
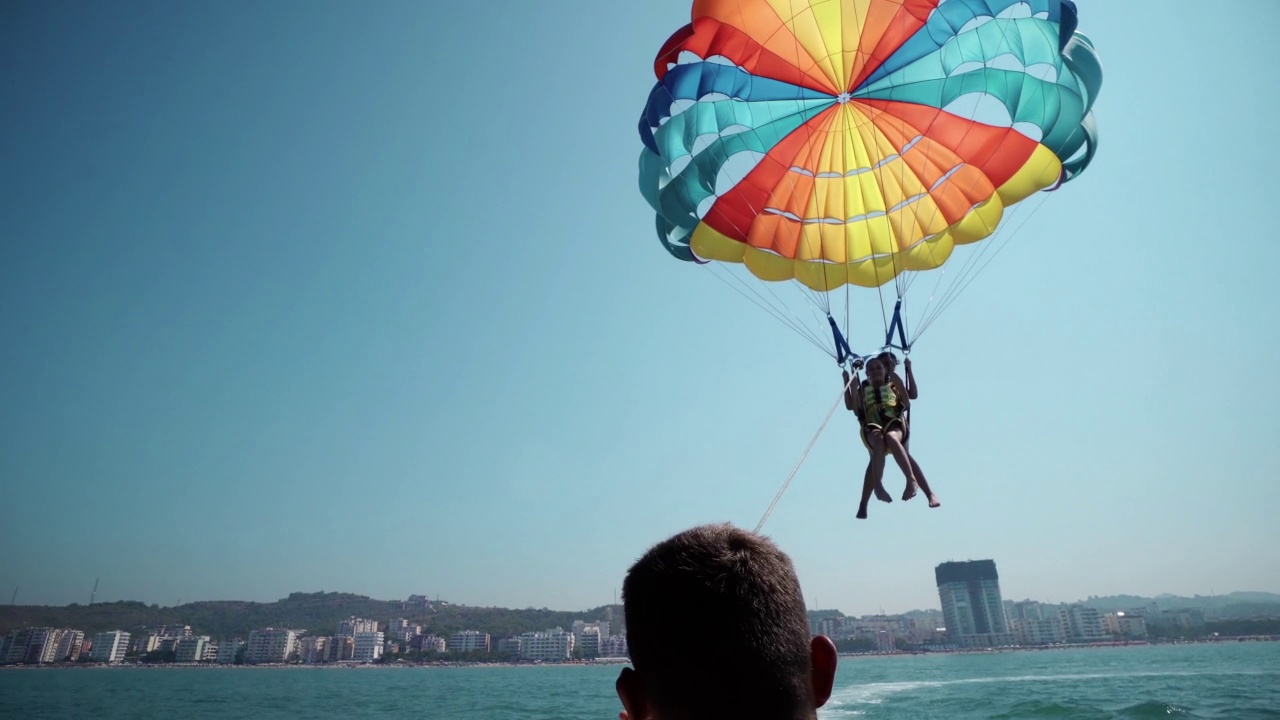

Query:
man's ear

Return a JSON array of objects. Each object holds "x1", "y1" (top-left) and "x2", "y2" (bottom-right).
[
  {"x1": 616, "y1": 666, "x2": 649, "y2": 720},
  {"x1": 809, "y1": 635, "x2": 838, "y2": 708}
]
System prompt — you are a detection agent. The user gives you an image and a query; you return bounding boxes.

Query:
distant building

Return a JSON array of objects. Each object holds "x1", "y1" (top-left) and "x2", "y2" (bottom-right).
[
  {"x1": 156, "y1": 625, "x2": 192, "y2": 639},
  {"x1": 388, "y1": 619, "x2": 419, "y2": 643},
  {"x1": 91, "y1": 631, "x2": 131, "y2": 663},
  {"x1": 1151, "y1": 609, "x2": 1206, "y2": 629},
  {"x1": 815, "y1": 616, "x2": 844, "y2": 638},
  {"x1": 174, "y1": 637, "x2": 209, "y2": 663},
  {"x1": 1006, "y1": 600, "x2": 1046, "y2": 622},
  {"x1": 518, "y1": 628, "x2": 574, "y2": 661},
  {"x1": 0, "y1": 628, "x2": 64, "y2": 664},
  {"x1": 244, "y1": 629, "x2": 298, "y2": 664},
  {"x1": 2, "y1": 629, "x2": 34, "y2": 664},
  {"x1": 217, "y1": 639, "x2": 244, "y2": 664},
  {"x1": 1102, "y1": 612, "x2": 1148, "y2": 639},
  {"x1": 873, "y1": 631, "x2": 897, "y2": 653},
  {"x1": 600, "y1": 635, "x2": 629, "y2": 659},
  {"x1": 496, "y1": 637, "x2": 523, "y2": 658},
  {"x1": 413, "y1": 635, "x2": 446, "y2": 653},
  {"x1": 1063, "y1": 605, "x2": 1109, "y2": 642},
  {"x1": 338, "y1": 618, "x2": 378, "y2": 637},
  {"x1": 935, "y1": 560, "x2": 1013, "y2": 647},
  {"x1": 448, "y1": 631, "x2": 490, "y2": 653},
  {"x1": 327, "y1": 636, "x2": 355, "y2": 662},
  {"x1": 24, "y1": 628, "x2": 60, "y2": 664},
  {"x1": 56, "y1": 630, "x2": 85, "y2": 662},
  {"x1": 300, "y1": 636, "x2": 329, "y2": 664},
  {"x1": 572, "y1": 621, "x2": 608, "y2": 659},
  {"x1": 1012, "y1": 616, "x2": 1067, "y2": 645},
  {"x1": 353, "y1": 632, "x2": 384, "y2": 663},
  {"x1": 135, "y1": 633, "x2": 161, "y2": 655}
]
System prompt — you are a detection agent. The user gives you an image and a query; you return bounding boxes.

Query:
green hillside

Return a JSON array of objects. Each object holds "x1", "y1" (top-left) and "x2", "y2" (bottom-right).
[{"x1": 0, "y1": 592, "x2": 623, "y2": 640}]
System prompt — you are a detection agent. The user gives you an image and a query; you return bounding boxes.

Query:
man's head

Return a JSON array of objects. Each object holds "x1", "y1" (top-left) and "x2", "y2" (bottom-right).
[{"x1": 616, "y1": 523, "x2": 837, "y2": 720}]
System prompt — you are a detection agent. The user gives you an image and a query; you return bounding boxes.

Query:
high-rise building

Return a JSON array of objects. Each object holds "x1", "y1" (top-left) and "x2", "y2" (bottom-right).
[
  {"x1": 90, "y1": 631, "x2": 131, "y2": 663},
  {"x1": 2, "y1": 629, "x2": 33, "y2": 664},
  {"x1": 935, "y1": 560, "x2": 1012, "y2": 647},
  {"x1": 571, "y1": 621, "x2": 607, "y2": 659},
  {"x1": 448, "y1": 630, "x2": 490, "y2": 653},
  {"x1": 517, "y1": 628, "x2": 574, "y2": 661},
  {"x1": 217, "y1": 639, "x2": 244, "y2": 664},
  {"x1": 352, "y1": 632, "x2": 384, "y2": 663},
  {"x1": 55, "y1": 630, "x2": 85, "y2": 662},
  {"x1": 24, "y1": 628, "x2": 58, "y2": 664},
  {"x1": 174, "y1": 636, "x2": 208, "y2": 663},
  {"x1": 244, "y1": 629, "x2": 298, "y2": 664}
]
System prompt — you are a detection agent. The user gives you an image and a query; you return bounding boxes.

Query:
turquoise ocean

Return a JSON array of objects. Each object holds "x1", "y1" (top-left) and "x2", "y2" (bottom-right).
[{"x1": 2, "y1": 642, "x2": 1276, "y2": 719}]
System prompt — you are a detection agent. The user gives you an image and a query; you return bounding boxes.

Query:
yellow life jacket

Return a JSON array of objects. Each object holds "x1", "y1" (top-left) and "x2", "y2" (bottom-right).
[{"x1": 862, "y1": 382, "x2": 902, "y2": 426}]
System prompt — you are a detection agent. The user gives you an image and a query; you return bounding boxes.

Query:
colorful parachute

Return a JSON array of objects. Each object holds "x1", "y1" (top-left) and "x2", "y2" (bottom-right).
[{"x1": 638, "y1": 0, "x2": 1103, "y2": 296}]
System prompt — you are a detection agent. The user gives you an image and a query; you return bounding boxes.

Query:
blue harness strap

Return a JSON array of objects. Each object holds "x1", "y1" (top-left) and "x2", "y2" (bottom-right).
[
  {"x1": 884, "y1": 300, "x2": 909, "y2": 353},
  {"x1": 827, "y1": 315, "x2": 858, "y2": 366}
]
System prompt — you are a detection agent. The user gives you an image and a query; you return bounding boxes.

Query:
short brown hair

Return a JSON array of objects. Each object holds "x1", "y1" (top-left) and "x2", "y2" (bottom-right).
[{"x1": 622, "y1": 523, "x2": 813, "y2": 718}]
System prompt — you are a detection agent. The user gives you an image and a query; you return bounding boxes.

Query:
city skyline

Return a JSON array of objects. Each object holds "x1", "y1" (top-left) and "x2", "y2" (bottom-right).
[
  {"x1": 2, "y1": 0, "x2": 1277, "y2": 614},
  {"x1": 4, "y1": 577, "x2": 1275, "y2": 620},
  {"x1": 6, "y1": 587, "x2": 1263, "y2": 668}
]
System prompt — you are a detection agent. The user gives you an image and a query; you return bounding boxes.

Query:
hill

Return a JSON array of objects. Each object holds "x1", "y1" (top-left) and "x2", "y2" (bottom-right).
[
  {"x1": 1068, "y1": 592, "x2": 1280, "y2": 619},
  {"x1": 0, "y1": 592, "x2": 623, "y2": 639}
]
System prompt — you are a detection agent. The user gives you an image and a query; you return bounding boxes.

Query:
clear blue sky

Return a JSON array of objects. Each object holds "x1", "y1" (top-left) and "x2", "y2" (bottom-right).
[{"x1": 2, "y1": 0, "x2": 1277, "y2": 615}]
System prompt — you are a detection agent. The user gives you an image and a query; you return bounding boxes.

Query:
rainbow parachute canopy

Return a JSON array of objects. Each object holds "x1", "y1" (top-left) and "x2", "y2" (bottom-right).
[{"x1": 638, "y1": 0, "x2": 1103, "y2": 292}]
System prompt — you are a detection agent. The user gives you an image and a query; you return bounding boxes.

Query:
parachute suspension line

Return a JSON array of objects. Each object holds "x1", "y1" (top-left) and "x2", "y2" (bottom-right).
[
  {"x1": 907, "y1": 195, "x2": 1021, "y2": 345},
  {"x1": 703, "y1": 264, "x2": 833, "y2": 356},
  {"x1": 916, "y1": 191, "x2": 1052, "y2": 340},
  {"x1": 754, "y1": 370, "x2": 857, "y2": 533},
  {"x1": 902, "y1": 38, "x2": 1071, "y2": 350},
  {"x1": 774, "y1": 273, "x2": 831, "y2": 341},
  {"x1": 841, "y1": 288, "x2": 850, "y2": 363},
  {"x1": 894, "y1": 18, "x2": 1028, "y2": 350},
  {"x1": 805, "y1": 287, "x2": 833, "y2": 345}
]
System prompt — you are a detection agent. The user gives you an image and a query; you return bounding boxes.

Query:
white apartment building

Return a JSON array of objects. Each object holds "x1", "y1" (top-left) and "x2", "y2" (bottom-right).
[
  {"x1": 1102, "y1": 612, "x2": 1149, "y2": 638},
  {"x1": 386, "y1": 619, "x2": 420, "y2": 643},
  {"x1": 518, "y1": 628, "x2": 574, "y2": 661},
  {"x1": 572, "y1": 622, "x2": 605, "y2": 658},
  {"x1": 1062, "y1": 605, "x2": 1109, "y2": 642},
  {"x1": 27, "y1": 628, "x2": 59, "y2": 664},
  {"x1": 338, "y1": 618, "x2": 378, "y2": 636},
  {"x1": 449, "y1": 630, "x2": 490, "y2": 653},
  {"x1": 135, "y1": 633, "x2": 161, "y2": 654},
  {"x1": 600, "y1": 635, "x2": 629, "y2": 659},
  {"x1": 217, "y1": 640, "x2": 244, "y2": 664},
  {"x1": 497, "y1": 637, "x2": 523, "y2": 658},
  {"x1": 55, "y1": 630, "x2": 85, "y2": 662},
  {"x1": 174, "y1": 637, "x2": 208, "y2": 663},
  {"x1": 418, "y1": 635, "x2": 446, "y2": 653},
  {"x1": 300, "y1": 636, "x2": 329, "y2": 664},
  {"x1": 1013, "y1": 616, "x2": 1067, "y2": 645},
  {"x1": 91, "y1": 631, "x2": 131, "y2": 663},
  {"x1": 1, "y1": 629, "x2": 34, "y2": 664},
  {"x1": 244, "y1": 629, "x2": 298, "y2": 664},
  {"x1": 353, "y1": 631, "x2": 384, "y2": 663}
]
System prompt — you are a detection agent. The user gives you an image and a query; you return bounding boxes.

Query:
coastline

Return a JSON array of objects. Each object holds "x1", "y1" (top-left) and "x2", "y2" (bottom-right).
[{"x1": 4, "y1": 637, "x2": 1276, "y2": 670}]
